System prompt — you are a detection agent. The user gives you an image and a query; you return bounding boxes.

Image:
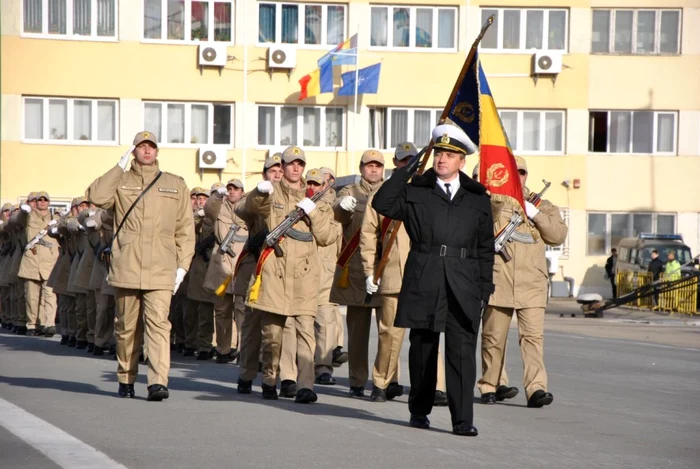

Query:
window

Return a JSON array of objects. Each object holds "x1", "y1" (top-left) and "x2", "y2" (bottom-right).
[
  {"x1": 143, "y1": 101, "x2": 233, "y2": 146},
  {"x1": 498, "y1": 110, "x2": 564, "y2": 154},
  {"x1": 586, "y1": 212, "x2": 677, "y2": 255},
  {"x1": 23, "y1": 97, "x2": 118, "y2": 144},
  {"x1": 144, "y1": 0, "x2": 233, "y2": 42},
  {"x1": 591, "y1": 9, "x2": 681, "y2": 54},
  {"x1": 481, "y1": 8, "x2": 567, "y2": 51},
  {"x1": 370, "y1": 5, "x2": 457, "y2": 50},
  {"x1": 588, "y1": 111, "x2": 676, "y2": 155},
  {"x1": 258, "y1": 3, "x2": 346, "y2": 46},
  {"x1": 546, "y1": 207, "x2": 570, "y2": 257},
  {"x1": 22, "y1": 0, "x2": 117, "y2": 39},
  {"x1": 368, "y1": 107, "x2": 441, "y2": 149},
  {"x1": 257, "y1": 105, "x2": 344, "y2": 148}
]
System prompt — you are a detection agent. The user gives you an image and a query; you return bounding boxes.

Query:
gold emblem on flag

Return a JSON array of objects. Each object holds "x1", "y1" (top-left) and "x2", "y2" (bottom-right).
[
  {"x1": 453, "y1": 102, "x2": 475, "y2": 124},
  {"x1": 440, "y1": 134, "x2": 450, "y2": 144},
  {"x1": 486, "y1": 163, "x2": 509, "y2": 188}
]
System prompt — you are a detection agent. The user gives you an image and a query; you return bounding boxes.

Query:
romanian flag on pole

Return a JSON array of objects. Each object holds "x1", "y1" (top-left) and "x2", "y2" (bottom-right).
[
  {"x1": 318, "y1": 33, "x2": 358, "y2": 68},
  {"x1": 298, "y1": 61, "x2": 333, "y2": 100},
  {"x1": 446, "y1": 51, "x2": 524, "y2": 210}
]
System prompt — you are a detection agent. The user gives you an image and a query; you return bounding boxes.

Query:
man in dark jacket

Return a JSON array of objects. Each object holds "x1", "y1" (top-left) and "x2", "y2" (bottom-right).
[
  {"x1": 648, "y1": 249, "x2": 664, "y2": 307},
  {"x1": 605, "y1": 248, "x2": 618, "y2": 298},
  {"x1": 371, "y1": 123, "x2": 494, "y2": 437}
]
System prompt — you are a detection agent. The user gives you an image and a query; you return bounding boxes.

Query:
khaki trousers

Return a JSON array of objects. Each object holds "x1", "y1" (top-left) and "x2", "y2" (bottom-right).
[
  {"x1": 168, "y1": 292, "x2": 186, "y2": 345},
  {"x1": 0, "y1": 287, "x2": 9, "y2": 323},
  {"x1": 25, "y1": 279, "x2": 56, "y2": 330},
  {"x1": 346, "y1": 306, "x2": 380, "y2": 388},
  {"x1": 372, "y1": 295, "x2": 406, "y2": 389},
  {"x1": 478, "y1": 305, "x2": 547, "y2": 399},
  {"x1": 183, "y1": 298, "x2": 199, "y2": 349},
  {"x1": 114, "y1": 288, "x2": 172, "y2": 386},
  {"x1": 214, "y1": 294, "x2": 245, "y2": 355},
  {"x1": 94, "y1": 290, "x2": 115, "y2": 348},
  {"x1": 314, "y1": 303, "x2": 339, "y2": 376},
  {"x1": 14, "y1": 281, "x2": 27, "y2": 326},
  {"x1": 195, "y1": 301, "x2": 215, "y2": 352},
  {"x1": 75, "y1": 293, "x2": 88, "y2": 341},
  {"x1": 238, "y1": 307, "x2": 262, "y2": 382},
  {"x1": 59, "y1": 295, "x2": 75, "y2": 336},
  {"x1": 335, "y1": 306, "x2": 345, "y2": 348},
  {"x1": 279, "y1": 317, "x2": 298, "y2": 382},
  {"x1": 261, "y1": 312, "x2": 315, "y2": 390},
  {"x1": 86, "y1": 291, "x2": 97, "y2": 344}
]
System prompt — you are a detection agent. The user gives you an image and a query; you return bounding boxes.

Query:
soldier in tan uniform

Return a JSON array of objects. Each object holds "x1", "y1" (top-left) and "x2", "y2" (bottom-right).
[
  {"x1": 73, "y1": 205, "x2": 101, "y2": 352},
  {"x1": 330, "y1": 150, "x2": 384, "y2": 397},
  {"x1": 244, "y1": 146, "x2": 334, "y2": 403},
  {"x1": 0, "y1": 204, "x2": 13, "y2": 330},
  {"x1": 51, "y1": 201, "x2": 82, "y2": 345},
  {"x1": 478, "y1": 156, "x2": 568, "y2": 408},
  {"x1": 7, "y1": 200, "x2": 31, "y2": 334},
  {"x1": 65, "y1": 197, "x2": 91, "y2": 348},
  {"x1": 235, "y1": 154, "x2": 283, "y2": 394},
  {"x1": 86, "y1": 131, "x2": 195, "y2": 401},
  {"x1": 202, "y1": 179, "x2": 247, "y2": 363}
]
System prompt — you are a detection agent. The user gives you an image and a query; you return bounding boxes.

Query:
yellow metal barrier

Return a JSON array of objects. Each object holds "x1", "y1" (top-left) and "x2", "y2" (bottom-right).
[{"x1": 616, "y1": 270, "x2": 698, "y2": 315}]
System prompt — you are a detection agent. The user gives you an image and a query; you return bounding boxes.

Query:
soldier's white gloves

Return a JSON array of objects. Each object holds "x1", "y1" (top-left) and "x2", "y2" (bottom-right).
[
  {"x1": 257, "y1": 181, "x2": 274, "y2": 194},
  {"x1": 48, "y1": 219, "x2": 58, "y2": 226},
  {"x1": 216, "y1": 186, "x2": 227, "y2": 197},
  {"x1": 88, "y1": 210, "x2": 96, "y2": 217},
  {"x1": 118, "y1": 145, "x2": 135, "y2": 171},
  {"x1": 173, "y1": 268, "x2": 187, "y2": 295},
  {"x1": 20, "y1": 204, "x2": 31, "y2": 213},
  {"x1": 50, "y1": 227, "x2": 58, "y2": 235},
  {"x1": 296, "y1": 198, "x2": 316, "y2": 215},
  {"x1": 525, "y1": 201, "x2": 540, "y2": 219},
  {"x1": 339, "y1": 196, "x2": 357, "y2": 212},
  {"x1": 85, "y1": 219, "x2": 98, "y2": 229},
  {"x1": 196, "y1": 209, "x2": 205, "y2": 217},
  {"x1": 366, "y1": 275, "x2": 380, "y2": 294},
  {"x1": 77, "y1": 224, "x2": 86, "y2": 232}
]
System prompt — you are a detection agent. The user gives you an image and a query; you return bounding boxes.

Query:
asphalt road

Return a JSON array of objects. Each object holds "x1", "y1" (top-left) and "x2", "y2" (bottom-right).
[{"x1": 0, "y1": 315, "x2": 698, "y2": 469}]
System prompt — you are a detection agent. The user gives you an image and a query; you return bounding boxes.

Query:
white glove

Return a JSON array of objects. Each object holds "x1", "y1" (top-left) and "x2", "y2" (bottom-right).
[
  {"x1": 21, "y1": 204, "x2": 31, "y2": 213},
  {"x1": 196, "y1": 209, "x2": 205, "y2": 217},
  {"x1": 366, "y1": 275, "x2": 380, "y2": 294},
  {"x1": 85, "y1": 219, "x2": 97, "y2": 229},
  {"x1": 173, "y1": 267, "x2": 187, "y2": 295},
  {"x1": 296, "y1": 198, "x2": 316, "y2": 215},
  {"x1": 525, "y1": 201, "x2": 540, "y2": 219},
  {"x1": 50, "y1": 227, "x2": 58, "y2": 235},
  {"x1": 257, "y1": 180, "x2": 274, "y2": 194},
  {"x1": 339, "y1": 196, "x2": 357, "y2": 212},
  {"x1": 77, "y1": 224, "x2": 86, "y2": 232},
  {"x1": 48, "y1": 219, "x2": 58, "y2": 226},
  {"x1": 118, "y1": 145, "x2": 135, "y2": 171},
  {"x1": 88, "y1": 210, "x2": 96, "y2": 217},
  {"x1": 216, "y1": 186, "x2": 227, "y2": 196}
]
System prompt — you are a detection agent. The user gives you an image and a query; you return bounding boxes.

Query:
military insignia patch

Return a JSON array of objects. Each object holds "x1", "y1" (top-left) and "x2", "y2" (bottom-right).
[
  {"x1": 486, "y1": 163, "x2": 509, "y2": 188},
  {"x1": 403, "y1": 144, "x2": 411, "y2": 150},
  {"x1": 440, "y1": 134, "x2": 450, "y2": 144},
  {"x1": 293, "y1": 147, "x2": 300, "y2": 155},
  {"x1": 143, "y1": 132, "x2": 150, "y2": 138},
  {"x1": 158, "y1": 188, "x2": 178, "y2": 193}
]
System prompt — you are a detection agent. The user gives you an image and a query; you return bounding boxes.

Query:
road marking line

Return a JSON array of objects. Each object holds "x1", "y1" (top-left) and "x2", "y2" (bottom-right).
[
  {"x1": 547, "y1": 332, "x2": 700, "y2": 352},
  {"x1": 0, "y1": 397, "x2": 129, "y2": 469}
]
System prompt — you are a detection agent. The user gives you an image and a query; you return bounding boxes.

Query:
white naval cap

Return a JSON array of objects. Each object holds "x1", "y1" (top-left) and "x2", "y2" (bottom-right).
[{"x1": 431, "y1": 124, "x2": 477, "y2": 155}]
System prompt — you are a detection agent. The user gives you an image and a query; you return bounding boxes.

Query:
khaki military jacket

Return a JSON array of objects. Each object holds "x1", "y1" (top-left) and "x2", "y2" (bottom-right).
[
  {"x1": 85, "y1": 161, "x2": 195, "y2": 291},
  {"x1": 317, "y1": 189, "x2": 342, "y2": 306},
  {"x1": 489, "y1": 191, "x2": 568, "y2": 309},
  {"x1": 16, "y1": 209, "x2": 59, "y2": 282},
  {"x1": 360, "y1": 187, "x2": 411, "y2": 296},
  {"x1": 7, "y1": 212, "x2": 28, "y2": 285},
  {"x1": 187, "y1": 211, "x2": 217, "y2": 303},
  {"x1": 233, "y1": 194, "x2": 267, "y2": 298},
  {"x1": 243, "y1": 179, "x2": 334, "y2": 316},
  {"x1": 329, "y1": 178, "x2": 383, "y2": 308},
  {"x1": 73, "y1": 209, "x2": 100, "y2": 291},
  {"x1": 0, "y1": 223, "x2": 11, "y2": 286},
  {"x1": 49, "y1": 216, "x2": 78, "y2": 296}
]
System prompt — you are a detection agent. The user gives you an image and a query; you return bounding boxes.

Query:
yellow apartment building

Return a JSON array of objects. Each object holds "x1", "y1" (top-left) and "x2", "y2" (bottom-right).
[{"x1": 1, "y1": 0, "x2": 699, "y2": 296}]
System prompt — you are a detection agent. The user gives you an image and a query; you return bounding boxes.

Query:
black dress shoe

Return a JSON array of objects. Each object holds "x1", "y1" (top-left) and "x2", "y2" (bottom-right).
[
  {"x1": 215, "y1": 352, "x2": 231, "y2": 364},
  {"x1": 279, "y1": 380, "x2": 297, "y2": 398},
  {"x1": 295, "y1": 388, "x2": 318, "y2": 404},
  {"x1": 452, "y1": 422, "x2": 478, "y2": 436},
  {"x1": 332, "y1": 346, "x2": 348, "y2": 367},
  {"x1": 183, "y1": 348, "x2": 195, "y2": 357},
  {"x1": 434, "y1": 390, "x2": 448, "y2": 407},
  {"x1": 60, "y1": 335, "x2": 69, "y2": 345},
  {"x1": 93, "y1": 346, "x2": 105, "y2": 356},
  {"x1": 87, "y1": 343, "x2": 95, "y2": 353},
  {"x1": 36, "y1": 325, "x2": 45, "y2": 335},
  {"x1": 76, "y1": 340, "x2": 88, "y2": 350},
  {"x1": 409, "y1": 415, "x2": 430, "y2": 429},
  {"x1": 370, "y1": 386, "x2": 387, "y2": 402},
  {"x1": 527, "y1": 390, "x2": 553, "y2": 408},
  {"x1": 108, "y1": 344, "x2": 116, "y2": 355},
  {"x1": 261, "y1": 384, "x2": 278, "y2": 400},
  {"x1": 26, "y1": 329, "x2": 39, "y2": 337},
  {"x1": 386, "y1": 382, "x2": 405, "y2": 400},
  {"x1": 175, "y1": 344, "x2": 185, "y2": 353},
  {"x1": 315, "y1": 373, "x2": 336, "y2": 385},
  {"x1": 44, "y1": 326, "x2": 56, "y2": 338},
  {"x1": 196, "y1": 350, "x2": 212, "y2": 360},
  {"x1": 480, "y1": 393, "x2": 497, "y2": 405},
  {"x1": 348, "y1": 386, "x2": 365, "y2": 398},
  {"x1": 237, "y1": 378, "x2": 252, "y2": 394},
  {"x1": 147, "y1": 384, "x2": 169, "y2": 401},
  {"x1": 67, "y1": 336, "x2": 77, "y2": 347},
  {"x1": 117, "y1": 383, "x2": 135, "y2": 398},
  {"x1": 496, "y1": 385, "x2": 519, "y2": 401}
]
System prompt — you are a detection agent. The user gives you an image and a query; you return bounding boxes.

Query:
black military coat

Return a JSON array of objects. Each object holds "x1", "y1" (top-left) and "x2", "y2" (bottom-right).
[{"x1": 371, "y1": 167, "x2": 494, "y2": 333}]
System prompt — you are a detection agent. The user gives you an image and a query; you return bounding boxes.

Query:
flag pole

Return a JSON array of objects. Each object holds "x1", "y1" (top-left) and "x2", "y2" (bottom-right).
[
  {"x1": 351, "y1": 25, "x2": 360, "y2": 173},
  {"x1": 363, "y1": 15, "x2": 496, "y2": 305}
]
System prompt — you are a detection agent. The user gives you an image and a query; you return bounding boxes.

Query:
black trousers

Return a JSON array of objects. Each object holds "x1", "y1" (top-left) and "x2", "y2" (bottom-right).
[
  {"x1": 408, "y1": 286, "x2": 479, "y2": 426},
  {"x1": 610, "y1": 278, "x2": 617, "y2": 298}
]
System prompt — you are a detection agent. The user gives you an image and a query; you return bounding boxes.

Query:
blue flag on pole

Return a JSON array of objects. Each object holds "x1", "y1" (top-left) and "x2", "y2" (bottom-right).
[{"x1": 338, "y1": 63, "x2": 381, "y2": 96}]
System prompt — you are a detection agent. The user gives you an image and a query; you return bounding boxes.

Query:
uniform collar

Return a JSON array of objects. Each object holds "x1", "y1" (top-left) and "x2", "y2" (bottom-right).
[{"x1": 130, "y1": 159, "x2": 161, "y2": 183}]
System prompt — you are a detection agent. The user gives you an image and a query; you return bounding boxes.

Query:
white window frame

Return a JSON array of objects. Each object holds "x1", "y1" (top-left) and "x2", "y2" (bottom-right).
[
  {"x1": 368, "y1": 5, "x2": 458, "y2": 52},
  {"x1": 546, "y1": 207, "x2": 570, "y2": 258},
  {"x1": 256, "y1": 2, "x2": 347, "y2": 48},
  {"x1": 588, "y1": 110, "x2": 677, "y2": 156},
  {"x1": 256, "y1": 105, "x2": 346, "y2": 150},
  {"x1": 369, "y1": 107, "x2": 441, "y2": 150},
  {"x1": 22, "y1": 96, "x2": 119, "y2": 145},
  {"x1": 142, "y1": 0, "x2": 235, "y2": 44},
  {"x1": 479, "y1": 7, "x2": 569, "y2": 53},
  {"x1": 20, "y1": 0, "x2": 119, "y2": 41},
  {"x1": 498, "y1": 109, "x2": 566, "y2": 155},
  {"x1": 142, "y1": 101, "x2": 234, "y2": 148},
  {"x1": 586, "y1": 212, "x2": 677, "y2": 256},
  {"x1": 591, "y1": 9, "x2": 682, "y2": 55}
]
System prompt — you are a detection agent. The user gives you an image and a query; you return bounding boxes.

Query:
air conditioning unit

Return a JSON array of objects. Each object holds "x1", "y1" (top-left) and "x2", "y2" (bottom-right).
[
  {"x1": 198, "y1": 147, "x2": 227, "y2": 170},
  {"x1": 533, "y1": 51, "x2": 563, "y2": 74},
  {"x1": 267, "y1": 45, "x2": 297, "y2": 70},
  {"x1": 198, "y1": 43, "x2": 228, "y2": 67}
]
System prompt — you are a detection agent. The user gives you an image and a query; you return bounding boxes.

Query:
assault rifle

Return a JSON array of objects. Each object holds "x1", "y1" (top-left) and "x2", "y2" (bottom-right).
[
  {"x1": 219, "y1": 224, "x2": 241, "y2": 257},
  {"x1": 265, "y1": 180, "x2": 335, "y2": 257},
  {"x1": 195, "y1": 233, "x2": 216, "y2": 262},
  {"x1": 493, "y1": 179, "x2": 551, "y2": 262},
  {"x1": 25, "y1": 221, "x2": 57, "y2": 253}
]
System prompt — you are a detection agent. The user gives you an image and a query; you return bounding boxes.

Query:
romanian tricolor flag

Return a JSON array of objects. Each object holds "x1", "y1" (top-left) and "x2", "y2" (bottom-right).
[
  {"x1": 446, "y1": 51, "x2": 524, "y2": 210},
  {"x1": 298, "y1": 61, "x2": 333, "y2": 100},
  {"x1": 318, "y1": 34, "x2": 358, "y2": 68}
]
